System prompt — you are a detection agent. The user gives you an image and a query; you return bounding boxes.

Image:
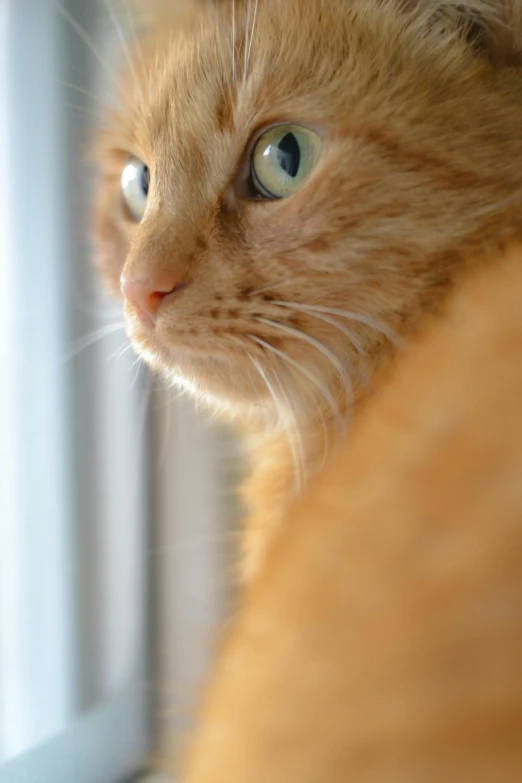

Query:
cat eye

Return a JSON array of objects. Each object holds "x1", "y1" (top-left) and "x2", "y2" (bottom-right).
[
  {"x1": 250, "y1": 124, "x2": 322, "y2": 200},
  {"x1": 121, "y1": 156, "x2": 150, "y2": 221}
]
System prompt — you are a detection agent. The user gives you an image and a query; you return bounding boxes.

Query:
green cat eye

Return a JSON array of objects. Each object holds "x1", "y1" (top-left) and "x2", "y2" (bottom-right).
[
  {"x1": 250, "y1": 124, "x2": 322, "y2": 200},
  {"x1": 121, "y1": 156, "x2": 150, "y2": 221}
]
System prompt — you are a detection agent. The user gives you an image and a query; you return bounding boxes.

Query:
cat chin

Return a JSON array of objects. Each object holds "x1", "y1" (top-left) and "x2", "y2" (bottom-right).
[
  {"x1": 132, "y1": 336, "x2": 277, "y2": 420},
  {"x1": 128, "y1": 324, "x2": 328, "y2": 427},
  {"x1": 163, "y1": 367, "x2": 283, "y2": 429},
  {"x1": 133, "y1": 334, "x2": 333, "y2": 429},
  {"x1": 171, "y1": 365, "x2": 270, "y2": 412}
]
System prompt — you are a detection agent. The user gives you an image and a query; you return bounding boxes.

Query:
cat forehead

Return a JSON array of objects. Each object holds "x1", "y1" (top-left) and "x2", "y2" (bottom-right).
[
  {"x1": 119, "y1": 0, "x2": 480, "y2": 153},
  {"x1": 121, "y1": 0, "x2": 390, "y2": 149},
  {"x1": 113, "y1": 0, "x2": 490, "y2": 198},
  {"x1": 118, "y1": 7, "x2": 345, "y2": 194}
]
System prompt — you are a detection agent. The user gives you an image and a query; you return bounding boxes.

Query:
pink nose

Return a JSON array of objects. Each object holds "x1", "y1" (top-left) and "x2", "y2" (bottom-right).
[{"x1": 120, "y1": 271, "x2": 190, "y2": 325}]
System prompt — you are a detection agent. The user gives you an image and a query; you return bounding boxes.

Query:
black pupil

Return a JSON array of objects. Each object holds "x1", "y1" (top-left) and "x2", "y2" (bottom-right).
[
  {"x1": 276, "y1": 133, "x2": 300, "y2": 178},
  {"x1": 141, "y1": 165, "x2": 150, "y2": 196}
]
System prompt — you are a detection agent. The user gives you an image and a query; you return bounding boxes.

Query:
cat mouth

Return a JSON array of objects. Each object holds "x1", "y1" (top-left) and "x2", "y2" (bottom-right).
[
  {"x1": 126, "y1": 312, "x2": 245, "y2": 368},
  {"x1": 124, "y1": 311, "x2": 276, "y2": 406}
]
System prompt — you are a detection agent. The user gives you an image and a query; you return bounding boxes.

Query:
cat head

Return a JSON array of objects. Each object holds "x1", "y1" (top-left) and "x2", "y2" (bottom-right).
[{"x1": 94, "y1": 0, "x2": 522, "y2": 424}]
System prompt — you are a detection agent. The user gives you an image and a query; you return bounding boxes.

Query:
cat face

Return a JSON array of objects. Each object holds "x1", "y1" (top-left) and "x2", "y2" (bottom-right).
[{"x1": 95, "y1": 0, "x2": 522, "y2": 422}]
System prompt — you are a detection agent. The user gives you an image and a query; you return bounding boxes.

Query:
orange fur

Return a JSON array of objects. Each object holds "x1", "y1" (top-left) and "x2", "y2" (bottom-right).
[
  {"x1": 182, "y1": 241, "x2": 522, "y2": 782},
  {"x1": 93, "y1": 0, "x2": 522, "y2": 776},
  {"x1": 95, "y1": 0, "x2": 522, "y2": 575}
]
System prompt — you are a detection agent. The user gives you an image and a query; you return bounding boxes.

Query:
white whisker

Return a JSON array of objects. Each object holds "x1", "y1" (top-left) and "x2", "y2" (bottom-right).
[
  {"x1": 249, "y1": 334, "x2": 345, "y2": 437},
  {"x1": 270, "y1": 300, "x2": 401, "y2": 347},
  {"x1": 52, "y1": 1, "x2": 115, "y2": 83},
  {"x1": 269, "y1": 300, "x2": 371, "y2": 390},
  {"x1": 131, "y1": 355, "x2": 144, "y2": 388},
  {"x1": 118, "y1": 0, "x2": 148, "y2": 84},
  {"x1": 270, "y1": 301, "x2": 365, "y2": 356},
  {"x1": 62, "y1": 102, "x2": 100, "y2": 119},
  {"x1": 272, "y1": 357, "x2": 330, "y2": 471},
  {"x1": 62, "y1": 322, "x2": 127, "y2": 363},
  {"x1": 246, "y1": 278, "x2": 302, "y2": 297},
  {"x1": 242, "y1": 0, "x2": 251, "y2": 84},
  {"x1": 107, "y1": 341, "x2": 134, "y2": 364},
  {"x1": 232, "y1": 0, "x2": 237, "y2": 87},
  {"x1": 254, "y1": 316, "x2": 354, "y2": 414},
  {"x1": 266, "y1": 356, "x2": 310, "y2": 491},
  {"x1": 245, "y1": 352, "x2": 280, "y2": 428},
  {"x1": 100, "y1": 0, "x2": 144, "y2": 103},
  {"x1": 244, "y1": 0, "x2": 259, "y2": 82},
  {"x1": 61, "y1": 81, "x2": 108, "y2": 107},
  {"x1": 247, "y1": 351, "x2": 305, "y2": 496}
]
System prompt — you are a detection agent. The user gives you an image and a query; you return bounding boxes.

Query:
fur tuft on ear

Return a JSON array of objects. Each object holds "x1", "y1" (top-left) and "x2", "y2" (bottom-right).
[{"x1": 412, "y1": 0, "x2": 522, "y2": 63}]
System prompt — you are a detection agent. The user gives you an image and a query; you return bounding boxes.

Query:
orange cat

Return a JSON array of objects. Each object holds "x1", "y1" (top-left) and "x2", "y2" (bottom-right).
[
  {"x1": 182, "y1": 242, "x2": 522, "y2": 782},
  {"x1": 96, "y1": 0, "x2": 522, "y2": 575},
  {"x1": 93, "y1": 0, "x2": 522, "y2": 776}
]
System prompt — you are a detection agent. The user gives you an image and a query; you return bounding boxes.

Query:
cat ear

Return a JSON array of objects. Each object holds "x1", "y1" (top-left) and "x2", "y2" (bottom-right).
[{"x1": 413, "y1": 1, "x2": 522, "y2": 64}]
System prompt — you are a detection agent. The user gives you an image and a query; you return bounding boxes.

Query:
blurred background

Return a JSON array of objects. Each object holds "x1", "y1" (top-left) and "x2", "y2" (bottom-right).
[{"x1": 0, "y1": 1, "x2": 240, "y2": 780}]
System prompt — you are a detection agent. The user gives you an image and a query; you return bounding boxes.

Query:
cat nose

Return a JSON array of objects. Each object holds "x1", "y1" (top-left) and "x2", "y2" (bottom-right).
[{"x1": 120, "y1": 270, "x2": 190, "y2": 325}]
